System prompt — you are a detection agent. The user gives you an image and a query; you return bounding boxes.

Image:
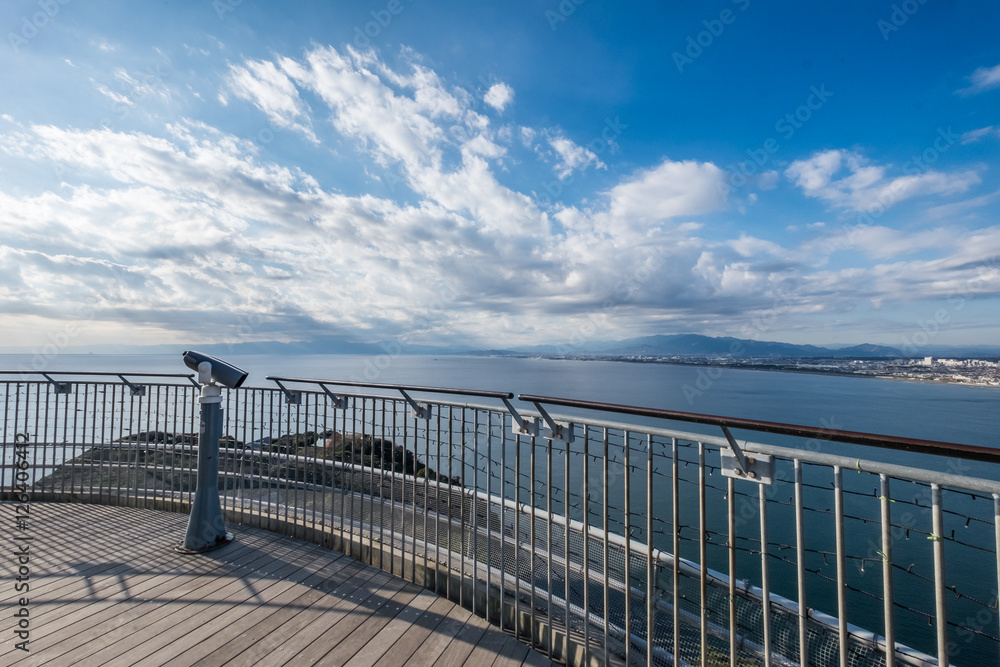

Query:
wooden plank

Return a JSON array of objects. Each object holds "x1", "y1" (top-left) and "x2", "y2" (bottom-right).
[
  {"x1": 74, "y1": 548, "x2": 337, "y2": 667},
  {"x1": 146, "y1": 550, "x2": 341, "y2": 666},
  {"x1": 250, "y1": 567, "x2": 401, "y2": 667},
  {"x1": 461, "y1": 617, "x2": 513, "y2": 667},
  {"x1": 398, "y1": 601, "x2": 475, "y2": 667},
  {"x1": 343, "y1": 586, "x2": 442, "y2": 667},
  {"x1": 309, "y1": 581, "x2": 423, "y2": 664},
  {"x1": 282, "y1": 574, "x2": 415, "y2": 665},
  {"x1": 157, "y1": 551, "x2": 352, "y2": 666},
  {"x1": 219, "y1": 558, "x2": 379, "y2": 666},
  {"x1": 11, "y1": 539, "x2": 297, "y2": 667},
  {"x1": 373, "y1": 595, "x2": 458, "y2": 667},
  {"x1": 4, "y1": 533, "x2": 290, "y2": 665},
  {"x1": 432, "y1": 613, "x2": 495, "y2": 667},
  {"x1": 0, "y1": 503, "x2": 556, "y2": 667},
  {"x1": 489, "y1": 632, "x2": 532, "y2": 667}
]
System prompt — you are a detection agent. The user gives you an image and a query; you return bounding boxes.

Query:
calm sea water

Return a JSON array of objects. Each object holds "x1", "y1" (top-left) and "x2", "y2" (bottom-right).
[{"x1": 5, "y1": 352, "x2": 993, "y2": 449}]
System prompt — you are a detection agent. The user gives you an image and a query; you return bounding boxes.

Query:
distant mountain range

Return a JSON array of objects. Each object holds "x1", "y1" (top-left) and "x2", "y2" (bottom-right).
[
  {"x1": 9, "y1": 333, "x2": 999, "y2": 358},
  {"x1": 497, "y1": 334, "x2": 909, "y2": 358}
]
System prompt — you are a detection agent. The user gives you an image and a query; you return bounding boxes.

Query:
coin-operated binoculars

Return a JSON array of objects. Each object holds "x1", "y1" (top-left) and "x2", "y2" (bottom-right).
[{"x1": 176, "y1": 350, "x2": 248, "y2": 553}]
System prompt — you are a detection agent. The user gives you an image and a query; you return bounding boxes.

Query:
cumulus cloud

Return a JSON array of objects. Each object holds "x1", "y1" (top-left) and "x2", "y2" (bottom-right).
[
  {"x1": 785, "y1": 149, "x2": 980, "y2": 212},
  {"x1": 547, "y1": 134, "x2": 604, "y2": 180},
  {"x1": 483, "y1": 82, "x2": 514, "y2": 112},
  {"x1": 606, "y1": 159, "x2": 727, "y2": 226}
]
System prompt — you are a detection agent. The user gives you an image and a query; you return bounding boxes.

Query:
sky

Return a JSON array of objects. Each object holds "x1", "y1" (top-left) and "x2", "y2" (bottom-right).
[{"x1": 1, "y1": 0, "x2": 999, "y2": 354}]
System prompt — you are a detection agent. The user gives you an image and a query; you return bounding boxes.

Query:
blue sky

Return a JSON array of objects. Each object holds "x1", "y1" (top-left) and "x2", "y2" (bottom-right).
[{"x1": 1, "y1": 0, "x2": 998, "y2": 353}]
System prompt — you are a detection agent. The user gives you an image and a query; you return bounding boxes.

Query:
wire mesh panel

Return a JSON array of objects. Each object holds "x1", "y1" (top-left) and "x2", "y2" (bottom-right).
[{"x1": 3, "y1": 373, "x2": 1000, "y2": 666}]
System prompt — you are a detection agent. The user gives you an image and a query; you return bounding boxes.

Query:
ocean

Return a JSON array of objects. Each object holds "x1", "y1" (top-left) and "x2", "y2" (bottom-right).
[{"x1": 5, "y1": 352, "x2": 994, "y2": 449}]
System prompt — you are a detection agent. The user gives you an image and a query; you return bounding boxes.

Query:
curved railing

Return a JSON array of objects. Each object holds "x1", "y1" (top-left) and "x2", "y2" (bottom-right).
[{"x1": 3, "y1": 371, "x2": 999, "y2": 666}]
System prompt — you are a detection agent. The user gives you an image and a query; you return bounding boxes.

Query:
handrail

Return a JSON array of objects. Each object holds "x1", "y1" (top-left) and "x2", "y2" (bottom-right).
[
  {"x1": 0, "y1": 371, "x2": 196, "y2": 378},
  {"x1": 265, "y1": 376, "x2": 514, "y2": 400},
  {"x1": 518, "y1": 393, "x2": 1000, "y2": 463}
]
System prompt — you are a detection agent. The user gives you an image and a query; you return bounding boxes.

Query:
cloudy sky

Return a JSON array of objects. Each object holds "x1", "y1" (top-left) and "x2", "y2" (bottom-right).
[{"x1": 1, "y1": 0, "x2": 998, "y2": 353}]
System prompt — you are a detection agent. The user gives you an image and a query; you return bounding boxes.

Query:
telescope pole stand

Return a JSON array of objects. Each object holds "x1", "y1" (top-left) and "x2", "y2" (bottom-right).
[{"x1": 176, "y1": 381, "x2": 234, "y2": 553}]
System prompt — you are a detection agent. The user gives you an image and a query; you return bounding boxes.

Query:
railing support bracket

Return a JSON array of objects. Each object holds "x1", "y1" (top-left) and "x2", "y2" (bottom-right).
[{"x1": 720, "y1": 425, "x2": 774, "y2": 484}]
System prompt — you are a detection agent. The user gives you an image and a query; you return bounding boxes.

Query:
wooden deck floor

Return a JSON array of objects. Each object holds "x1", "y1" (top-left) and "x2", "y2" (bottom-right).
[{"x1": 0, "y1": 503, "x2": 561, "y2": 667}]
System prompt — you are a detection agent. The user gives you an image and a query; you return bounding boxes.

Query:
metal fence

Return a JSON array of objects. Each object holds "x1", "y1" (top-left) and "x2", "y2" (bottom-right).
[{"x1": 2, "y1": 370, "x2": 1000, "y2": 666}]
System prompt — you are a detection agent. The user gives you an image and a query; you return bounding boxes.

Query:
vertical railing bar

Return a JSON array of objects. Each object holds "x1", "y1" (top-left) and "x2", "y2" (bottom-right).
[
  {"x1": 99, "y1": 383, "x2": 108, "y2": 504},
  {"x1": 340, "y1": 391, "x2": 348, "y2": 557},
  {"x1": 834, "y1": 466, "x2": 847, "y2": 667},
  {"x1": 410, "y1": 399, "x2": 417, "y2": 585},
  {"x1": 646, "y1": 433, "x2": 654, "y2": 667},
  {"x1": 601, "y1": 426, "x2": 609, "y2": 665},
  {"x1": 880, "y1": 474, "x2": 895, "y2": 667},
  {"x1": 500, "y1": 417, "x2": 508, "y2": 630},
  {"x1": 436, "y1": 404, "x2": 443, "y2": 594},
  {"x1": 378, "y1": 398, "x2": 386, "y2": 572},
  {"x1": 994, "y1": 493, "x2": 1000, "y2": 667},
  {"x1": 760, "y1": 477, "x2": 772, "y2": 667},
  {"x1": 38, "y1": 382, "x2": 46, "y2": 494},
  {"x1": 624, "y1": 429, "x2": 632, "y2": 665},
  {"x1": 550, "y1": 424, "x2": 557, "y2": 658},
  {"x1": 931, "y1": 484, "x2": 948, "y2": 667},
  {"x1": 795, "y1": 459, "x2": 808, "y2": 667},
  {"x1": 143, "y1": 385, "x2": 154, "y2": 504},
  {"x1": 449, "y1": 405, "x2": 456, "y2": 603},
  {"x1": 563, "y1": 432, "x2": 571, "y2": 659},
  {"x1": 529, "y1": 425, "x2": 537, "y2": 650},
  {"x1": 472, "y1": 409, "x2": 479, "y2": 615},
  {"x1": 515, "y1": 430, "x2": 522, "y2": 638},
  {"x1": 671, "y1": 437, "x2": 680, "y2": 666},
  {"x1": 728, "y1": 475, "x2": 736, "y2": 667},
  {"x1": 115, "y1": 384, "x2": 124, "y2": 502},
  {"x1": 699, "y1": 440, "x2": 708, "y2": 667},
  {"x1": 460, "y1": 407, "x2": 467, "y2": 610},
  {"x1": 487, "y1": 410, "x2": 494, "y2": 625},
  {"x1": 422, "y1": 405, "x2": 430, "y2": 587},
  {"x1": 582, "y1": 426, "x2": 591, "y2": 666}
]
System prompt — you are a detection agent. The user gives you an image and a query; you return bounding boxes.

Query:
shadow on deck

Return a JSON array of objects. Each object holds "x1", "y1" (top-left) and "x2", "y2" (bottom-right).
[{"x1": 0, "y1": 502, "x2": 560, "y2": 667}]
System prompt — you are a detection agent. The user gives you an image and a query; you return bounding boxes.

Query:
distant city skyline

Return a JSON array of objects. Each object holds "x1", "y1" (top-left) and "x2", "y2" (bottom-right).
[{"x1": 1, "y1": 0, "x2": 998, "y2": 354}]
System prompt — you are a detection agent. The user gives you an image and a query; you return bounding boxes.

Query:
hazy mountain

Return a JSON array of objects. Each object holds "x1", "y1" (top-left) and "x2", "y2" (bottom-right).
[{"x1": 503, "y1": 334, "x2": 906, "y2": 358}]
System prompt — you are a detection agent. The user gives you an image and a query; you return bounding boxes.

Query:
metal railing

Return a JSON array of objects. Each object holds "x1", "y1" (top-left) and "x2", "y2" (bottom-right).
[{"x1": 2, "y1": 371, "x2": 999, "y2": 666}]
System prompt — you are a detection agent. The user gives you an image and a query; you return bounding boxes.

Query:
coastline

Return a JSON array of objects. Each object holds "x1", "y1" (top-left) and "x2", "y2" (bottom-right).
[{"x1": 518, "y1": 354, "x2": 1000, "y2": 389}]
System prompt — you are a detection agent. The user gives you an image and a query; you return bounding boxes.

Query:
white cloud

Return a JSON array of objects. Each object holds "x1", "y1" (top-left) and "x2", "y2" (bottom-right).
[
  {"x1": 547, "y1": 134, "x2": 605, "y2": 180},
  {"x1": 961, "y1": 126, "x2": 997, "y2": 144},
  {"x1": 957, "y1": 64, "x2": 1000, "y2": 95},
  {"x1": 2, "y1": 43, "x2": 997, "y2": 349},
  {"x1": 484, "y1": 83, "x2": 514, "y2": 112},
  {"x1": 786, "y1": 149, "x2": 980, "y2": 212},
  {"x1": 228, "y1": 60, "x2": 318, "y2": 143},
  {"x1": 605, "y1": 159, "x2": 727, "y2": 227}
]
